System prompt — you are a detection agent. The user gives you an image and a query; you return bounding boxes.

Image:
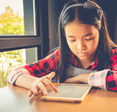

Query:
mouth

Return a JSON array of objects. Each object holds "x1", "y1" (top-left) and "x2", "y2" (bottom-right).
[{"x1": 77, "y1": 53, "x2": 87, "y2": 56}]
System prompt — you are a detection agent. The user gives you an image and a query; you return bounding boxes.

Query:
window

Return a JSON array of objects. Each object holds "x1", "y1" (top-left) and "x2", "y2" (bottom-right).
[
  {"x1": 0, "y1": 0, "x2": 49, "y2": 87},
  {"x1": 0, "y1": 0, "x2": 37, "y2": 36},
  {"x1": 0, "y1": 0, "x2": 24, "y2": 35},
  {"x1": 0, "y1": 47, "x2": 38, "y2": 87},
  {"x1": 0, "y1": 49, "x2": 25, "y2": 87},
  {"x1": 0, "y1": 0, "x2": 42, "y2": 52}
]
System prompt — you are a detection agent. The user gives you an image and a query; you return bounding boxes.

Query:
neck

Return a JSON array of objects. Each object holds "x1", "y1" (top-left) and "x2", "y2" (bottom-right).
[{"x1": 78, "y1": 57, "x2": 95, "y2": 69}]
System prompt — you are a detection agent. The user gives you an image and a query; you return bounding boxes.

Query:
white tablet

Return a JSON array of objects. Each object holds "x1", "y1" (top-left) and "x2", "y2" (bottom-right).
[{"x1": 40, "y1": 83, "x2": 92, "y2": 103}]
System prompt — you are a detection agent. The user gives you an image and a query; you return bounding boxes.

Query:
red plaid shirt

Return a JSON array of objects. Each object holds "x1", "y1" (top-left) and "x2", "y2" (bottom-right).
[{"x1": 7, "y1": 48, "x2": 117, "y2": 91}]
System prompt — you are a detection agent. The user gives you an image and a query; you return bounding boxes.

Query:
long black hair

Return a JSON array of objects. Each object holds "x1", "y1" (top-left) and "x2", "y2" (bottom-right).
[{"x1": 58, "y1": 0, "x2": 117, "y2": 82}]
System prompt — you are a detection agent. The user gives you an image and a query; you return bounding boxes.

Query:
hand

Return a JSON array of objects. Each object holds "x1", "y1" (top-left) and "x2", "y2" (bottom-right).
[{"x1": 28, "y1": 72, "x2": 59, "y2": 97}]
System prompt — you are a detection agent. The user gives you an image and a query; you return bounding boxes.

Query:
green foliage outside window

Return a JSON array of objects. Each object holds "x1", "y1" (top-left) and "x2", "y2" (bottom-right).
[
  {"x1": 0, "y1": 6, "x2": 25, "y2": 87},
  {"x1": 0, "y1": 6, "x2": 24, "y2": 35}
]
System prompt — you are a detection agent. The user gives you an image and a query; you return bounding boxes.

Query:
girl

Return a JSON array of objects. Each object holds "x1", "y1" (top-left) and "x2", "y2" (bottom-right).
[{"x1": 7, "y1": 0, "x2": 117, "y2": 97}]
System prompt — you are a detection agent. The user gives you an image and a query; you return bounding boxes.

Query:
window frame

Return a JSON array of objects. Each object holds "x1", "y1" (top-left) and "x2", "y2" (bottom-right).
[{"x1": 0, "y1": 0, "x2": 49, "y2": 60}]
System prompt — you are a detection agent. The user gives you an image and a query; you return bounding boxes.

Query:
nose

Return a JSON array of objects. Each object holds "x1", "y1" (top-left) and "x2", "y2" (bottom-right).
[{"x1": 77, "y1": 40, "x2": 85, "y2": 50}]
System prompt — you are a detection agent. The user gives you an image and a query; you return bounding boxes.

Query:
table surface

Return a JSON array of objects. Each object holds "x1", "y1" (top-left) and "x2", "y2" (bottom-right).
[{"x1": 0, "y1": 83, "x2": 117, "y2": 112}]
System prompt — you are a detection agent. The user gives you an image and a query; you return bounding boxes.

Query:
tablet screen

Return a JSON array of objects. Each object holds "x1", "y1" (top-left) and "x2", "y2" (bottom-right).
[{"x1": 41, "y1": 83, "x2": 92, "y2": 102}]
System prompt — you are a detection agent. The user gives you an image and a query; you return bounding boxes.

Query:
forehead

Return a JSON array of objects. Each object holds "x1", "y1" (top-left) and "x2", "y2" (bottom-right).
[{"x1": 64, "y1": 20, "x2": 98, "y2": 36}]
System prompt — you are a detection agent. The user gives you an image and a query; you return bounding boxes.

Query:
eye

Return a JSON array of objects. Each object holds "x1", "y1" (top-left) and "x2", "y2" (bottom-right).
[
  {"x1": 85, "y1": 37, "x2": 94, "y2": 41},
  {"x1": 70, "y1": 40, "x2": 76, "y2": 42}
]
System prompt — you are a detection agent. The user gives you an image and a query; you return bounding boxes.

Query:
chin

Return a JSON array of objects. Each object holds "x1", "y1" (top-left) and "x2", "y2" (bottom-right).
[{"x1": 77, "y1": 56, "x2": 89, "y2": 60}]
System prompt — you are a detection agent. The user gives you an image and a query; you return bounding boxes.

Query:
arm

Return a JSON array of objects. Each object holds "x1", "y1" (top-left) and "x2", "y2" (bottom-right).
[
  {"x1": 16, "y1": 72, "x2": 59, "y2": 97},
  {"x1": 65, "y1": 64, "x2": 96, "y2": 84},
  {"x1": 65, "y1": 49, "x2": 117, "y2": 91},
  {"x1": 14, "y1": 71, "x2": 39, "y2": 89},
  {"x1": 65, "y1": 69, "x2": 109, "y2": 90},
  {"x1": 105, "y1": 49, "x2": 117, "y2": 91},
  {"x1": 7, "y1": 67, "x2": 59, "y2": 96},
  {"x1": 7, "y1": 49, "x2": 60, "y2": 96},
  {"x1": 65, "y1": 73, "x2": 90, "y2": 84}
]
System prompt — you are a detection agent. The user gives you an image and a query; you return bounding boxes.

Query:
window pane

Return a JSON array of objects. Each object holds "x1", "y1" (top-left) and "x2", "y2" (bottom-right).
[
  {"x1": 0, "y1": 47, "x2": 37, "y2": 87},
  {"x1": 0, "y1": 0, "x2": 36, "y2": 36}
]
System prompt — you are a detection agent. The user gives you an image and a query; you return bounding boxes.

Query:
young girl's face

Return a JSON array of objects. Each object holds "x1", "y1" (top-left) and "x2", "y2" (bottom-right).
[{"x1": 64, "y1": 20, "x2": 99, "y2": 62}]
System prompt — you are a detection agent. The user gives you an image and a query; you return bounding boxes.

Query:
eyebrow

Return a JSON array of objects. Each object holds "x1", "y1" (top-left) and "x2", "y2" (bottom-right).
[
  {"x1": 67, "y1": 33, "x2": 93, "y2": 38},
  {"x1": 82, "y1": 33, "x2": 93, "y2": 37}
]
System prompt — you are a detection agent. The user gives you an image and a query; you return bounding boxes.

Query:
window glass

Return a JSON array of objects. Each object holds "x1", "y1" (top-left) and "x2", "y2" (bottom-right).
[
  {"x1": 0, "y1": 47, "x2": 37, "y2": 87},
  {"x1": 0, "y1": 49, "x2": 25, "y2": 87},
  {"x1": 0, "y1": 0, "x2": 36, "y2": 35},
  {"x1": 0, "y1": 0, "x2": 24, "y2": 35}
]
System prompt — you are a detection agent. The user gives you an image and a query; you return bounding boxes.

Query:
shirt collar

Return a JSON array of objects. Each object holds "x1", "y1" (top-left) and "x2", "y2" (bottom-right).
[{"x1": 66, "y1": 51, "x2": 99, "y2": 70}]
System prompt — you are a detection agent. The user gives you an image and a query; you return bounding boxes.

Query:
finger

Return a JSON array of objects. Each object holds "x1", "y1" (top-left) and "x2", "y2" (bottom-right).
[
  {"x1": 37, "y1": 82, "x2": 48, "y2": 96},
  {"x1": 28, "y1": 90, "x2": 33, "y2": 97},
  {"x1": 32, "y1": 85, "x2": 40, "y2": 95},
  {"x1": 46, "y1": 72, "x2": 55, "y2": 80},
  {"x1": 42, "y1": 78, "x2": 59, "y2": 93}
]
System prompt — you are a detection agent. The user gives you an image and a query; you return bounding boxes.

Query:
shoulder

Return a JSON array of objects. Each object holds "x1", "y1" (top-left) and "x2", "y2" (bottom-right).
[
  {"x1": 109, "y1": 48, "x2": 117, "y2": 70},
  {"x1": 110, "y1": 48, "x2": 117, "y2": 61},
  {"x1": 54, "y1": 48, "x2": 60, "y2": 55},
  {"x1": 50, "y1": 48, "x2": 60, "y2": 57},
  {"x1": 45, "y1": 48, "x2": 60, "y2": 60},
  {"x1": 111, "y1": 48, "x2": 117, "y2": 56}
]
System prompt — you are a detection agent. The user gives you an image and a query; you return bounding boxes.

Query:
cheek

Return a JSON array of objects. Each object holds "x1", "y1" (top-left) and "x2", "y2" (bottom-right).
[
  {"x1": 66, "y1": 41, "x2": 75, "y2": 51},
  {"x1": 89, "y1": 38, "x2": 99, "y2": 52},
  {"x1": 67, "y1": 41, "x2": 73, "y2": 49}
]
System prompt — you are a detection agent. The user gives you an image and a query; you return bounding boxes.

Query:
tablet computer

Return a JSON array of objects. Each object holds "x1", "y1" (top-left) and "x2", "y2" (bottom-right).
[{"x1": 40, "y1": 83, "x2": 92, "y2": 103}]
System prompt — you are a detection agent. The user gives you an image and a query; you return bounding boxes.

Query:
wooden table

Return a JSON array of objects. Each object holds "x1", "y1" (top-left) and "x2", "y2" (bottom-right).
[{"x1": 0, "y1": 83, "x2": 117, "y2": 112}]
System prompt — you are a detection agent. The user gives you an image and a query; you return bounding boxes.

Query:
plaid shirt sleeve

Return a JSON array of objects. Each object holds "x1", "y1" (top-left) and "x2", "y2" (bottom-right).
[
  {"x1": 88, "y1": 69, "x2": 109, "y2": 90},
  {"x1": 7, "y1": 67, "x2": 30, "y2": 84},
  {"x1": 23, "y1": 49, "x2": 59, "y2": 77},
  {"x1": 88, "y1": 49, "x2": 117, "y2": 91},
  {"x1": 106, "y1": 49, "x2": 117, "y2": 91},
  {"x1": 7, "y1": 49, "x2": 59, "y2": 84}
]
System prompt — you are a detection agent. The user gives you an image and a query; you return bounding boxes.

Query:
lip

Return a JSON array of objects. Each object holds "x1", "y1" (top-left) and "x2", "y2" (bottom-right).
[{"x1": 78, "y1": 53, "x2": 87, "y2": 56}]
